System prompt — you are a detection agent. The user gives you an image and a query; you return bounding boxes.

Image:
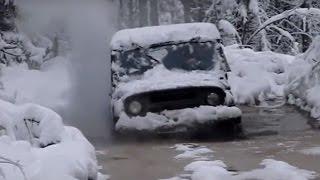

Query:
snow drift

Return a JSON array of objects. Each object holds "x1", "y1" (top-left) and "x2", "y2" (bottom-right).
[
  {"x1": 225, "y1": 45, "x2": 294, "y2": 105},
  {"x1": 0, "y1": 99, "x2": 100, "y2": 180}
]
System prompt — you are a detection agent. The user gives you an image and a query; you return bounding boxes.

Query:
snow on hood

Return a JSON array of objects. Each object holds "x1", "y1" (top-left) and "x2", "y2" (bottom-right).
[{"x1": 113, "y1": 65, "x2": 226, "y2": 99}]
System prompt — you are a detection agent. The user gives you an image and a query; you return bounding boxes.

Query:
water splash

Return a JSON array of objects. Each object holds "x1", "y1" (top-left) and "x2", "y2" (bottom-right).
[{"x1": 16, "y1": 0, "x2": 118, "y2": 138}]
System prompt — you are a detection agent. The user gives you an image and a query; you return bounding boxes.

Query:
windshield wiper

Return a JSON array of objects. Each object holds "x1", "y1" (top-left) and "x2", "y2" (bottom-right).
[{"x1": 131, "y1": 43, "x2": 161, "y2": 64}]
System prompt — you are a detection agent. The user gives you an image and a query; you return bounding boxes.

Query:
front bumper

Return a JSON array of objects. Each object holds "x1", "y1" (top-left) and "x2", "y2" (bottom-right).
[{"x1": 115, "y1": 106, "x2": 242, "y2": 134}]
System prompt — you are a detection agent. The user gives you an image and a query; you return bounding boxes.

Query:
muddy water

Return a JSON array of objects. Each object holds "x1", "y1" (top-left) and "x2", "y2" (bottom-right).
[{"x1": 94, "y1": 105, "x2": 320, "y2": 180}]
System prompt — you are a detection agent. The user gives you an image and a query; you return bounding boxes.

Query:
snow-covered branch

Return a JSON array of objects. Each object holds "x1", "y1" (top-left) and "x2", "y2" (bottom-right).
[
  {"x1": 246, "y1": 6, "x2": 301, "y2": 45},
  {"x1": 247, "y1": 6, "x2": 320, "y2": 45},
  {"x1": 0, "y1": 156, "x2": 27, "y2": 180}
]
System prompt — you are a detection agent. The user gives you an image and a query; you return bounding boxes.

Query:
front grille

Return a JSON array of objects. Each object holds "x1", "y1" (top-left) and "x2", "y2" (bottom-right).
[
  {"x1": 124, "y1": 86, "x2": 226, "y2": 116},
  {"x1": 150, "y1": 90, "x2": 197, "y2": 103}
]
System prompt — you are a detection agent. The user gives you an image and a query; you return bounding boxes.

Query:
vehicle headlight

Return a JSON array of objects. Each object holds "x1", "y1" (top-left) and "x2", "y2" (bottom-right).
[
  {"x1": 207, "y1": 93, "x2": 220, "y2": 106},
  {"x1": 128, "y1": 100, "x2": 142, "y2": 115}
]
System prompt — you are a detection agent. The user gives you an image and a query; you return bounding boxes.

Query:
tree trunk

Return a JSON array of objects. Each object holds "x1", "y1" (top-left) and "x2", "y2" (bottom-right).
[
  {"x1": 301, "y1": 0, "x2": 311, "y2": 52},
  {"x1": 150, "y1": 0, "x2": 159, "y2": 26},
  {"x1": 181, "y1": 0, "x2": 192, "y2": 23},
  {"x1": 139, "y1": 0, "x2": 148, "y2": 27},
  {"x1": 241, "y1": 0, "x2": 270, "y2": 51},
  {"x1": 118, "y1": 0, "x2": 124, "y2": 28}
]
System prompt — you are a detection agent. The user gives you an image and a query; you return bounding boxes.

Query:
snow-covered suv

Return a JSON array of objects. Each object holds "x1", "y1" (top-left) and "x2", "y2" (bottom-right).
[{"x1": 110, "y1": 23, "x2": 242, "y2": 134}]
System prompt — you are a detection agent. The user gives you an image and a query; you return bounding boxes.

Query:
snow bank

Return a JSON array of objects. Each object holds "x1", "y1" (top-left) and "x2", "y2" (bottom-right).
[
  {"x1": 0, "y1": 128, "x2": 99, "y2": 180},
  {"x1": 116, "y1": 106, "x2": 241, "y2": 132},
  {"x1": 0, "y1": 100, "x2": 100, "y2": 180},
  {"x1": 0, "y1": 99, "x2": 64, "y2": 147},
  {"x1": 0, "y1": 56, "x2": 71, "y2": 113},
  {"x1": 225, "y1": 45, "x2": 294, "y2": 105},
  {"x1": 111, "y1": 23, "x2": 220, "y2": 51},
  {"x1": 285, "y1": 37, "x2": 320, "y2": 121}
]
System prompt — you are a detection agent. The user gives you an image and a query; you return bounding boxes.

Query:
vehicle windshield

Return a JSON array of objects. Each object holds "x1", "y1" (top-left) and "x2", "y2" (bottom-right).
[{"x1": 116, "y1": 41, "x2": 216, "y2": 76}]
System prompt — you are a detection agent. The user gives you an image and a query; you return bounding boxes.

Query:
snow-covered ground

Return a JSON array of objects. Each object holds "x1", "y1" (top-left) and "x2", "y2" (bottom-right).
[
  {"x1": 0, "y1": 99, "x2": 105, "y2": 180},
  {"x1": 164, "y1": 144, "x2": 317, "y2": 180}
]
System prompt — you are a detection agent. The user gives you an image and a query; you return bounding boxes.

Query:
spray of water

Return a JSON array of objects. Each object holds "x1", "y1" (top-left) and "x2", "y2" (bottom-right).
[
  {"x1": 16, "y1": 0, "x2": 118, "y2": 138},
  {"x1": 67, "y1": 1, "x2": 118, "y2": 139}
]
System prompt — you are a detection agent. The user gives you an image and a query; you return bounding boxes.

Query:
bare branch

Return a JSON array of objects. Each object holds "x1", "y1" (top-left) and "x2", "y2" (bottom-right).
[{"x1": 0, "y1": 49, "x2": 19, "y2": 57}]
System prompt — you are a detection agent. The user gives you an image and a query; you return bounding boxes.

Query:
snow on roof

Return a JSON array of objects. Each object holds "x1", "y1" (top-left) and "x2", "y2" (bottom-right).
[{"x1": 111, "y1": 23, "x2": 221, "y2": 51}]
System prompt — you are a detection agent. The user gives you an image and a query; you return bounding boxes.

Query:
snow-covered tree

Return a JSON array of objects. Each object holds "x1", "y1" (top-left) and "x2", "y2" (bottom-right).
[
  {"x1": 0, "y1": 0, "x2": 53, "y2": 68},
  {"x1": 217, "y1": 19, "x2": 240, "y2": 46},
  {"x1": 159, "y1": 0, "x2": 184, "y2": 25},
  {"x1": 203, "y1": 0, "x2": 238, "y2": 24}
]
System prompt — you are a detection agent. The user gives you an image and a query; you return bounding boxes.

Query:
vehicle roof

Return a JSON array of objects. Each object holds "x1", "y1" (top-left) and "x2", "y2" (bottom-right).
[{"x1": 111, "y1": 23, "x2": 221, "y2": 51}]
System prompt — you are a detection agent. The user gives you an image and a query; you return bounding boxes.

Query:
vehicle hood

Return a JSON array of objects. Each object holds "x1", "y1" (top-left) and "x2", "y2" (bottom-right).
[{"x1": 113, "y1": 65, "x2": 227, "y2": 100}]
